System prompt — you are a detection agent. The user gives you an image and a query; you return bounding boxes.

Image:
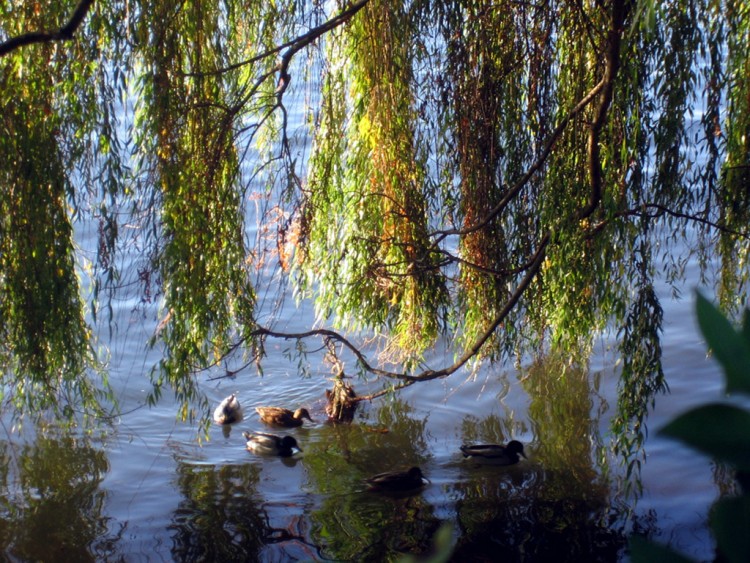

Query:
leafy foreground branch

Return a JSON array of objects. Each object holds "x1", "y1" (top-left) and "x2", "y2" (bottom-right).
[{"x1": 630, "y1": 294, "x2": 750, "y2": 563}]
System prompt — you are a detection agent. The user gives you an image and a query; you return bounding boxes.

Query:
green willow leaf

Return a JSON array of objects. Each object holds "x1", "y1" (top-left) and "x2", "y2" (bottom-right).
[
  {"x1": 2, "y1": 0, "x2": 750, "y2": 431},
  {"x1": 660, "y1": 404, "x2": 750, "y2": 470},
  {"x1": 696, "y1": 293, "x2": 750, "y2": 395}
]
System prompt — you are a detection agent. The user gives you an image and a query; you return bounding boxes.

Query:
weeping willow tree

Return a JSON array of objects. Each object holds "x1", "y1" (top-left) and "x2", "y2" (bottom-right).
[{"x1": 0, "y1": 0, "x2": 749, "y2": 449}]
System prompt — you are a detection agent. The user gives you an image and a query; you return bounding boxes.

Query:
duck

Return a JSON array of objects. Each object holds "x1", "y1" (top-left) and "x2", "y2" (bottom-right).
[
  {"x1": 213, "y1": 394, "x2": 243, "y2": 425},
  {"x1": 255, "y1": 406, "x2": 315, "y2": 428},
  {"x1": 366, "y1": 467, "x2": 427, "y2": 492},
  {"x1": 243, "y1": 431, "x2": 302, "y2": 457},
  {"x1": 460, "y1": 440, "x2": 527, "y2": 465}
]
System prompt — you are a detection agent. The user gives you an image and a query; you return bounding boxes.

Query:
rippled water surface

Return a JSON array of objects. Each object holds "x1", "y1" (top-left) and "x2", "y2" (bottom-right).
[{"x1": 0, "y1": 248, "x2": 737, "y2": 561}]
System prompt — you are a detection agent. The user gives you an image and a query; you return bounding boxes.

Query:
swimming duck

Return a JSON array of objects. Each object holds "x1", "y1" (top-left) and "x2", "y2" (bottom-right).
[
  {"x1": 460, "y1": 440, "x2": 527, "y2": 465},
  {"x1": 243, "y1": 431, "x2": 301, "y2": 457},
  {"x1": 366, "y1": 467, "x2": 427, "y2": 492},
  {"x1": 255, "y1": 406, "x2": 314, "y2": 428},
  {"x1": 213, "y1": 394, "x2": 243, "y2": 425}
]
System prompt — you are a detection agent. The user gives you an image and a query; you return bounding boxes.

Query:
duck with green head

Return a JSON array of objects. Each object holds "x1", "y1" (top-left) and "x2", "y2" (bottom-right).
[
  {"x1": 460, "y1": 440, "x2": 527, "y2": 465},
  {"x1": 243, "y1": 431, "x2": 302, "y2": 457}
]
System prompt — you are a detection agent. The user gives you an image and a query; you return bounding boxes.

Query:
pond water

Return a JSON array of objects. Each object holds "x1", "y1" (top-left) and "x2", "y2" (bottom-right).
[{"x1": 0, "y1": 235, "x2": 736, "y2": 562}]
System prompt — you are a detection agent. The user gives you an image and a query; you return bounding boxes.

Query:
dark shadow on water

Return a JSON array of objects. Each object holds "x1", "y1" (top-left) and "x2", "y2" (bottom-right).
[{"x1": 448, "y1": 463, "x2": 630, "y2": 562}]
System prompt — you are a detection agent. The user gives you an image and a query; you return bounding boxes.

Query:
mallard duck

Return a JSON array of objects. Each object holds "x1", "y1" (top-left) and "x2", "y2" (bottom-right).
[
  {"x1": 255, "y1": 406, "x2": 314, "y2": 427},
  {"x1": 460, "y1": 440, "x2": 527, "y2": 465},
  {"x1": 366, "y1": 467, "x2": 427, "y2": 492},
  {"x1": 213, "y1": 394, "x2": 243, "y2": 425},
  {"x1": 243, "y1": 431, "x2": 301, "y2": 457}
]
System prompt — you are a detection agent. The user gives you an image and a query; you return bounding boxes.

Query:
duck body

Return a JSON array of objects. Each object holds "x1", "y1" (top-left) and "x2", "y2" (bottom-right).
[
  {"x1": 243, "y1": 431, "x2": 301, "y2": 457},
  {"x1": 366, "y1": 467, "x2": 427, "y2": 492},
  {"x1": 213, "y1": 394, "x2": 243, "y2": 425},
  {"x1": 255, "y1": 406, "x2": 314, "y2": 428},
  {"x1": 460, "y1": 440, "x2": 527, "y2": 465}
]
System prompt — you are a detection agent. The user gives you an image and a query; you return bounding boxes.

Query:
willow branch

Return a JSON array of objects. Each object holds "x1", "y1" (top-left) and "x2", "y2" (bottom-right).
[
  {"x1": 408, "y1": 233, "x2": 549, "y2": 382},
  {"x1": 246, "y1": 233, "x2": 549, "y2": 384},
  {"x1": 587, "y1": 203, "x2": 750, "y2": 240},
  {"x1": 252, "y1": 326, "x2": 405, "y2": 378},
  {"x1": 275, "y1": 0, "x2": 370, "y2": 99},
  {"x1": 0, "y1": 0, "x2": 94, "y2": 57},
  {"x1": 430, "y1": 78, "x2": 605, "y2": 245},
  {"x1": 189, "y1": 0, "x2": 370, "y2": 79},
  {"x1": 353, "y1": 381, "x2": 416, "y2": 402},
  {"x1": 578, "y1": 0, "x2": 626, "y2": 221}
]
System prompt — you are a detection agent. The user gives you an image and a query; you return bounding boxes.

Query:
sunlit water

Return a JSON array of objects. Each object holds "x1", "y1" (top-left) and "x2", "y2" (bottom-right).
[
  {"x1": 0, "y1": 91, "x2": 738, "y2": 561},
  {"x1": 0, "y1": 238, "x2": 735, "y2": 561}
]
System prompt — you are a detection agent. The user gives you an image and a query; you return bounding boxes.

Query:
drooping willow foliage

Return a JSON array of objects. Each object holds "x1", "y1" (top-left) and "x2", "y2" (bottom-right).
[{"x1": 0, "y1": 0, "x2": 748, "y2": 448}]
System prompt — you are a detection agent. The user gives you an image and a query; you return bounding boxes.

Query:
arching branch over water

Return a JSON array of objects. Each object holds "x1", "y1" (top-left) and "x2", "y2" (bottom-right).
[{"x1": 0, "y1": 0, "x2": 94, "y2": 57}]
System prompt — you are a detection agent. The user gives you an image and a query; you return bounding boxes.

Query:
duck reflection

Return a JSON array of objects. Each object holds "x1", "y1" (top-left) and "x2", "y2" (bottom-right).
[
  {"x1": 460, "y1": 411, "x2": 528, "y2": 454},
  {"x1": 0, "y1": 433, "x2": 120, "y2": 561}
]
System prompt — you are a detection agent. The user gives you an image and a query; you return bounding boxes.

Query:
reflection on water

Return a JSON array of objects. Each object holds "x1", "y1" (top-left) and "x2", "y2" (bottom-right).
[
  {"x1": 303, "y1": 399, "x2": 441, "y2": 560},
  {"x1": 523, "y1": 351, "x2": 607, "y2": 494},
  {"x1": 448, "y1": 465, "x2": 630, "y2": 562},
  {"x1": 0, "y1": 434, "x2": 120, "y2": 561},
  {"x1": 0, "y1": 346, "x2": 709, "y2": 560},
  {"x1": 169, "y1": 462, "x2": 266, "y2": 561},
  {"x1": 444, "y1": 352, "x2": 631, "y2": 561}
]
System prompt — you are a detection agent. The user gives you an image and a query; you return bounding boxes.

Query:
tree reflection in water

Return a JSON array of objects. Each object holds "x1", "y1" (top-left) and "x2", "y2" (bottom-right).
[
  {"x1": 0, "y1": 433, "x2": 120, "y2": 561},
  {"x1": 170, "y1": 460, "x2": 325, "y2": 560},
  {"x1": 0, "y1": 350, "x2": 663, "y2": 560},
  {"x1": 302, "y1": 399, "x2": 441, "y2": 560}
]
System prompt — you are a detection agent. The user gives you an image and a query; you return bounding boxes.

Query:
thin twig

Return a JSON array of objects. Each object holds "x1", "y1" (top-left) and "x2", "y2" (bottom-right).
[{"x1": 588, "y1": 203, "x2": 750, "y2": 240}]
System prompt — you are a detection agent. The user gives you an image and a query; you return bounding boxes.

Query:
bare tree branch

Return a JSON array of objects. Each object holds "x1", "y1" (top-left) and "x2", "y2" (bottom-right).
[
  {"x1": 245, "y1": 233, "x2": 550, "y2": 384},
  {"x1": 588, "y1": 203, "x2": 750, "y2": 240},
  {"x1": 579, "y1": 0, "x2": 627, "y2": 221},
  {"x1": 0, "y1": 0, "x2": 94, "y2": 57}
]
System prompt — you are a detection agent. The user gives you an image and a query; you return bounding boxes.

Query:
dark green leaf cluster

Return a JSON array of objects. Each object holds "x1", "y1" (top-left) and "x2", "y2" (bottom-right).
[{"x1": 631, "y1": 293, "x2": 750, "y2": 562}]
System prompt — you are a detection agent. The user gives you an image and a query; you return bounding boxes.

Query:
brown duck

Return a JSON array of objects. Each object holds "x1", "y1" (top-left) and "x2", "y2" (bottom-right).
[{"x1": 255, "y1": 406, "x2": 315, "y2": 428}]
